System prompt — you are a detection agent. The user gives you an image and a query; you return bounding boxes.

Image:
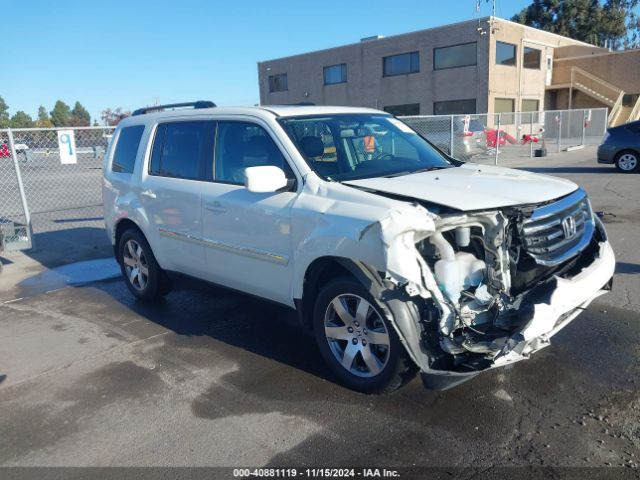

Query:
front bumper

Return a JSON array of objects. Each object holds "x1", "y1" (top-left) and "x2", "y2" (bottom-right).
[
  {"x1": 421, "y1": 239, "x2": 615, "y2": 390},
  {"x1": 494, "y1": 240, "x2": 615, "y2": 366}
]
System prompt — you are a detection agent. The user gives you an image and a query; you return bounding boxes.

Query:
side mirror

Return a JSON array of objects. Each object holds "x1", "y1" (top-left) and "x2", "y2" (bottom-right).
[{"x1": 244, "y1": 166, "x2": 288, "y2": 193}]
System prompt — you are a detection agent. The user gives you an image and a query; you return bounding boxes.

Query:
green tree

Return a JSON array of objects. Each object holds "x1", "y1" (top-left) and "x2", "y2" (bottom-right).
[
  {"x1": 512, "y1": 0, "x2": 639, "y2": 49},
  {"x1": 10, "y1": 111, "x2": 34, "y2": 128},
  {"x1": 70, "y1": 101, "x2": 91, "y2": 126},
  {"x1": 36, "y1": 105, "x2": 54, "y2": 128},
  {"x1": 0, "y1": 96, "x2": 9, "y2": 128},
  {"x1": 50, "y1": 100, "x2": 72, "y2": 127}
]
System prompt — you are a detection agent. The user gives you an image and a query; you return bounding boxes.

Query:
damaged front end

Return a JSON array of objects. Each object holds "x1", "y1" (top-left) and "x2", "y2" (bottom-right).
[{"x1": 382, "y1": 188, "x2": 615, "y2": 390}]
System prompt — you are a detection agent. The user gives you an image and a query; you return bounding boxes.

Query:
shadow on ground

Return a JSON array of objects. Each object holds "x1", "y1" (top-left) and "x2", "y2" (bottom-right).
[
  {"x1": 22, "y1": 226, "x2": 112, "y2": 269},
  {"x1": 616, "y1": 262, "x2": 640, "y2": 275},
  {"x1": 91, "y1": 276, "x2": 338, "y2": 385}
]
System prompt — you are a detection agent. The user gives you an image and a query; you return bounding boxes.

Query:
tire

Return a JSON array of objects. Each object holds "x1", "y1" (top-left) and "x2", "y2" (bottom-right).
[
  {"x1": 615, "y1": 150, "x2": 639, "y2": 173},
  {"x1": 313, "y1": 276, "x2": 417, "y2": 394},
  {"x1": 117, "y1": 228, "x2": 170, "y2": 301}
]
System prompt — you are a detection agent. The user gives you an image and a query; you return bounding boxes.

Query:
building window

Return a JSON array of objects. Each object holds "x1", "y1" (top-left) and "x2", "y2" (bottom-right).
[
  {"x1": 383, "y1": 104, "x2": 420, "y2": 116},
  {"x1": 383, "y1": 52, "x2": 419, "y2": 76},
  {"x1": 268, "y1": 73, "x2": 288, "y2": 92},
  {"x1": 494, "y1": 98, "x2": 515, "y2": 124},
  {"x1": 433, "y1": 99, "x2": 476, "y2": 115},
  {"x1": 521, "y1": 99, "x2": 540, "y2": 123},
  {"x1": 324, "y1": 64, "x2": 347, "y2": 85},
  {"x1": 433, "y1": 42, "x2": 477, "y2": 70},
  {"x1": 521, "y1": 99, "x2": 539, "y2": 112},
  {"x1": 523, "y1": 47, "x2": 541, "y2": 69},
  {"x1": 496, "y1": 41, "x2": 517, "y2": 66}
]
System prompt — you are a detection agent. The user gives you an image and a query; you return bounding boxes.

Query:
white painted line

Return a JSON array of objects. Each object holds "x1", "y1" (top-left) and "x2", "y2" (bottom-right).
[
  {"x1": 120, "y1": 319, "x2": 144, "y2": 327},
  {"x1": 44, "y1": 287, "x2": 68, "y2": 295},
  {"x1": 3, "y1": 297, "x2": 24, "y2": 304}
]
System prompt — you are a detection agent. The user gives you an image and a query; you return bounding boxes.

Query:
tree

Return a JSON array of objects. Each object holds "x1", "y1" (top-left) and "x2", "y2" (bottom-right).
[
  {"x1": 101, "y1": 107, "x2": 131, "y2": 126},
  {"x1": 36, "y1": 105, "x2": 54, "y2": 128},
  {"x1": 70, "y1": 101, "x2": 91, "y2": 126},
  {"x1": 0, "y1": 96, "x2": 9, "y2": 128},
  {"x1": 10, "y1": 111, "x2": 34, "y2": 128},
  {"x1": 512, "y1": 0, "x2": 640, "y2": 49},
  {"x1": 50, "y1": 100, "x2": 72, "y2": 127}
]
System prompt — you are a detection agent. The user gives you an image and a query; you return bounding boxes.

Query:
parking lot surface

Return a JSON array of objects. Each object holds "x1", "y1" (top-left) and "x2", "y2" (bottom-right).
[{"x1": 0, "y1": 147, "x2": 638, "y2": 473}]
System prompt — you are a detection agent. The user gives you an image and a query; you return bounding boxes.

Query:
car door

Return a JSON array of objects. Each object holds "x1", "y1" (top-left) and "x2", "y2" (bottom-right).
[
  {"x1": 139, "y1": 120, "x2": 214, "y2": 278},
  {"x1": 199, "y1": 119, "x2": 298, "y2": 305}
]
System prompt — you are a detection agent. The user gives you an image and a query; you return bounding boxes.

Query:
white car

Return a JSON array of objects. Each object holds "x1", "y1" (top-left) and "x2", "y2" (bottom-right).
[{"x1": 102, "y1": 102, "x2": 615, "y2": 393}]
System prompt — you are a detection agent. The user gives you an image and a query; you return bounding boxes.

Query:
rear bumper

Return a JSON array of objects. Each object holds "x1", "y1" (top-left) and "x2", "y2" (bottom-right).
[{"x1": 597, "y1": 145, "x2": 615, "y2": 164}]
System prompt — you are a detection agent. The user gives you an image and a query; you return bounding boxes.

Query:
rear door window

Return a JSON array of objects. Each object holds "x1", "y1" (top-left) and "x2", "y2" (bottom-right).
[
  {"x1": 149, "y1": 121, "x2": 214, "y2": 180},
  {"x1": 111, "y1": 125, "x2": 145, "y2": 173}
]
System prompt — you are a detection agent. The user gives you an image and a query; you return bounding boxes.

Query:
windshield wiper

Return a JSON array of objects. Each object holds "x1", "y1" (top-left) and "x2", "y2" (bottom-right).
[{"x1": 384, "y1": 166, "x2": 449, "y2": 178}]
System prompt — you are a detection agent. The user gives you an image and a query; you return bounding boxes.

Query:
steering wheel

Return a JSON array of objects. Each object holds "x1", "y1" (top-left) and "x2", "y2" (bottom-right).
[{"x1": 371, "y1": 152, "x2": 394, "y2": 162}]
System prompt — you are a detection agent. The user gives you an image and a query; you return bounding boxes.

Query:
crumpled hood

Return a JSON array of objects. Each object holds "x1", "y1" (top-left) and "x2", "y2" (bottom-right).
[{"x1": 343, "y1": 163, "x2": 578, "y2": 211}]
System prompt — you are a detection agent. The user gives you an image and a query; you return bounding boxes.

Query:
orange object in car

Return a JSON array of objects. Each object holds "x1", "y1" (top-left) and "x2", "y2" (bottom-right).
[{"x1": 364, "y1": 135, "x2": 375, "y2": 153}]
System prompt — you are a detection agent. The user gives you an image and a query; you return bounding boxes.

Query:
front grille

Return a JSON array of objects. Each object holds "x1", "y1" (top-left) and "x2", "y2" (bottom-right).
[{"x1": 520, "y1": 188, "x2": 595, "y2": 266}]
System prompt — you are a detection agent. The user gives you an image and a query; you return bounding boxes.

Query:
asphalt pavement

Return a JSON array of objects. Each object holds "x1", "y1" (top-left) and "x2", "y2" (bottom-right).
[{"x1": 0, "y1": 146, "x2": 638, "y2": 477}]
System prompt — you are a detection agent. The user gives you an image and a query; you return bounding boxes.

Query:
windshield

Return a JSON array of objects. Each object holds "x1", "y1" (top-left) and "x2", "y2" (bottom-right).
[{"x1": 278, "y1": 114, "x2": 452, "y2": 181}]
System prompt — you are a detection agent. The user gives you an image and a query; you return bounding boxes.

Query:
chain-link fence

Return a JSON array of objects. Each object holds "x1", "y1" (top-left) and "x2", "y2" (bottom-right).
[
  {"x1": 0, "y1": 126, "x2": 114, "y2": 251},
  {"x1": 0, "y1": 109, "x2": 610, "y2": 253},
  {"x1": 401, "y1": 107, "x2": 608, "y2": 164},
  {"x1": 0, "y1": 129, "x2": 31, "y2": 250}
]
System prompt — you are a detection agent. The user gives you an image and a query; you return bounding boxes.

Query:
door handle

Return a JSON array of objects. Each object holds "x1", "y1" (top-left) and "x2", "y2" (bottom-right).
[
  {"x1": 205, "y1": 200, "x2": 226, "y2": 213},
  {"x1": 140, "y1": 189, "x2": 157, "y2": 199}
]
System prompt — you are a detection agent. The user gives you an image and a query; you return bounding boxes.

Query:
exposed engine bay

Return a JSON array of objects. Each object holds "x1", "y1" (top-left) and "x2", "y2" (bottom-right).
[{"x1": 410, "y1": 188, "x2": 612, "y2": 376}]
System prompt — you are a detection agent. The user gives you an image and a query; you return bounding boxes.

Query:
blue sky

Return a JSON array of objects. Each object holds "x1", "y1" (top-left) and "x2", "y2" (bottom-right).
[{"x1": 3, "y1": 0, "x2": 533, "y2": 123}]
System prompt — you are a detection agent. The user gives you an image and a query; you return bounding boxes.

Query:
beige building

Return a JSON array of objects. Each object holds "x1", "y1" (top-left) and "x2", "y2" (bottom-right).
[
  {"x1": 547, "y1": 46, "x2": 640, "y2": 125},
  {"x1": 258, "y1": 17, "x2": 640, "y2": 126}
]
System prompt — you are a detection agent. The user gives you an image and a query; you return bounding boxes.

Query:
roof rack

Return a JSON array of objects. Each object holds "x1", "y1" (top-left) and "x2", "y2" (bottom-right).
[{"x1": 132, "y1": 101, "x2": 216, "y2": 116}]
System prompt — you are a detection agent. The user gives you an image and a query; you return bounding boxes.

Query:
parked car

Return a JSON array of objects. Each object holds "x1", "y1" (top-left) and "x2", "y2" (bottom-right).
[
  {"x1": 455, "y1": 118, "x2": 487, "y2": 156},
  {"x1": 403, "y1": 117, "x2": 487, "y2": 158},
  {"x1": 103, "y1": 102, "x2": 615, "y2": 393},
  {"x1": 597, "y1": 120, "x2": 640, "y2": 172},
  {"x1": 0, "y1": 142, "x2": 29, "y2": 159}
]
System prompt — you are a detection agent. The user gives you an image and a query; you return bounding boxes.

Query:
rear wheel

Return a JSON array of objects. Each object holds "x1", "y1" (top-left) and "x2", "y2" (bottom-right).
[
  {"x1": 313, "y1": 277, "x2": 416, "y2": 393},
  {"x1": 615, "y1": 150, "x2": 639, "y2": 173},
  {"x1": 117, "y1": 228, "x2": 170, "y2": 301}
]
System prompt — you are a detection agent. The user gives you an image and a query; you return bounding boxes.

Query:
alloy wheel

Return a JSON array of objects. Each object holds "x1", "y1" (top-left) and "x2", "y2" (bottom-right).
[
  {"x1": 324, "y1": 294, "x2": 391, "y2": 378},
  {"x1": 618, "y1": 153, "x2": 638, "y2": 171},
  {"x1": 122, "y1": 239, "x2": 149, "y2": 291}
]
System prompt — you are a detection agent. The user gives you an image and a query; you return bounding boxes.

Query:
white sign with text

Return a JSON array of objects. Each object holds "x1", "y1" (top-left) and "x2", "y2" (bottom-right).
[{"x1": 57, "y1": 130, "x2": 77, "y2": 164}]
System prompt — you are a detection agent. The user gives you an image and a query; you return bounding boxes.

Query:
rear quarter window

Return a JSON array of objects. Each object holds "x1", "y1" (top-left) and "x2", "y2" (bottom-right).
[{"x1": 111, "y1": 125, "x2": 145, "y2": 173}]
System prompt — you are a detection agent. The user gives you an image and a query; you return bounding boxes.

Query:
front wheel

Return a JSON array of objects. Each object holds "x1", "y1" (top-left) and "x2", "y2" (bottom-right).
[
  {"x1": 313, "y1": 277, "x2": 416, "y2": 393},
  {"x1": 615, "y1": 150, "x2": 639, "y2": 173}
]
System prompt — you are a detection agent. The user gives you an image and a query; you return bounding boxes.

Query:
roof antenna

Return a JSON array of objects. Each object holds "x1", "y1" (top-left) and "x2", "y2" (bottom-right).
[
  {"x1": 476, "y1": 0, "x2": 498, "y2": 35},
  {"x1": 476, "y1": 0, "x2": 489, "y2": 35}
]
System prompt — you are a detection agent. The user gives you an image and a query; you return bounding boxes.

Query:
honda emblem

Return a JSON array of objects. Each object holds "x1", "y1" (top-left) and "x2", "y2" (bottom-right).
[{"x1": 561, "y1": 215, "x2": 577, "y2": 239}]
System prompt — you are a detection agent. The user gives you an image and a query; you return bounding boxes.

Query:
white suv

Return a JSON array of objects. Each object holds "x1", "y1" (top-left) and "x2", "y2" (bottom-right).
[{"x1": 103, "y1": 102, "x2": 615, "y2": 393}]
